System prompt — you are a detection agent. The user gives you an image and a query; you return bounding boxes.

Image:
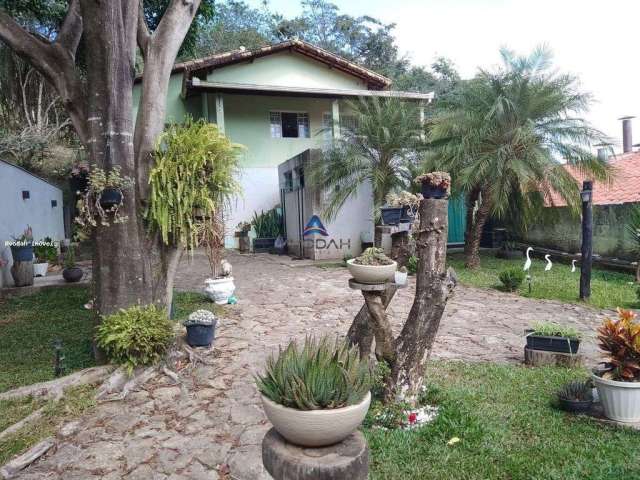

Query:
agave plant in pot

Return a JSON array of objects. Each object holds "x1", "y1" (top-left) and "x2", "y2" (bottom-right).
[
  {"x1": 556, "y1": 380, "x2": 593, "y2": 413},
  {"x1": 256, "y1": 336, "x2": 372, "y2": 447},
  {"x1": 62, "y1": 246, "x2": 83, "y2": 283},
  {"x1": 592, "y1": 308, "x2": 640, "y2": 422},
  {"x1": 346, "y1": 247, "x2": 397, "y2": 284}
]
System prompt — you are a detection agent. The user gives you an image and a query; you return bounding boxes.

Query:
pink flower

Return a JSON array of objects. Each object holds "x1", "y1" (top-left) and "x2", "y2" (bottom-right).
[{"x1": 408, "y1": 412, "x2": 417, "y2": 425}]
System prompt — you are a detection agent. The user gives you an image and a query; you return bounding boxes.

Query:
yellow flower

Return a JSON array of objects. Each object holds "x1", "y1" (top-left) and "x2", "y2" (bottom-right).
[{"x1": 447, "y1": 437, "x2": 461, "y2": 446}]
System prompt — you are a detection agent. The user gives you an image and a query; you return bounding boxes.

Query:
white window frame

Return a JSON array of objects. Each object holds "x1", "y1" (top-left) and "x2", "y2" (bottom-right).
[{"x1": 269, "y1": 110, "x2": 311, "y2": 139}]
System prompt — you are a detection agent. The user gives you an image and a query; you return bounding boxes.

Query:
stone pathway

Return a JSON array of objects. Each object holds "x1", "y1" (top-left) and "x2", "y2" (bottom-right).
[{"x1": 16, "y1": 251, "x2": 611, "y2": 480}]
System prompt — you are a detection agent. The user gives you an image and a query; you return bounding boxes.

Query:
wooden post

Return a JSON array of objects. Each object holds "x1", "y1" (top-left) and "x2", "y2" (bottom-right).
[{"x1": 579, "y1": 180, "x2": 593, "y2": 300}]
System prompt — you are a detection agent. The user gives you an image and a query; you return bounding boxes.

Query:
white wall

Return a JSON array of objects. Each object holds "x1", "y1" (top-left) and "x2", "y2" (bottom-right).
[
  {"x1": 225, "y1": 166, "x2": 280, "y2": 247},
  {"x1": 0, "y1": 161, "x2": 65, "y2": 287}
]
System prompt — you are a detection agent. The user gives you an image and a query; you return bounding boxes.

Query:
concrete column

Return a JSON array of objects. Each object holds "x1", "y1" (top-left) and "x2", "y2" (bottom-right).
[
  {"x1": 332, "y1": 99, "x2": 341, "y2": 140},
  {"x1": 215, "y1": 94, "x2": 225, "y2": 134}
]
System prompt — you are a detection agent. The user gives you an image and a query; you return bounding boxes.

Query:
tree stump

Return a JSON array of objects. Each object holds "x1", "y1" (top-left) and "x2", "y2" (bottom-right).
[
  {"x1": 524, "y1": 347, "x2": 583, "y2": 368},
  {"x1": 390, "y1": 230, "x2": 411, "y2": 267},
  {"x1": 10, "y1": 261, "x2": 34, "y2": 287},
  {"x1": 262, "y1": 428, "x2": 368, "y2": 480}
]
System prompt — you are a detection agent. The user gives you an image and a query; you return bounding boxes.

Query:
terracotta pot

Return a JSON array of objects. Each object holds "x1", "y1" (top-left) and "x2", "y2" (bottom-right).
[
  {"x1": 261, "y1": 392, "x2": 371, "y2": 447},
  {"x1": 346, "y1": 259, "x2": 397, "y2": 284}
]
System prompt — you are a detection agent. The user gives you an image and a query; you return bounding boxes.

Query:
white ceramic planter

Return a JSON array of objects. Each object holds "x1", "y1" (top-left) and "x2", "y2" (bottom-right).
[
  {"x1": 261, "y1": 392, "x2": 371, "y2": 447},
  {"x1": 204, "y1": 277, "x2": 235, "y2": 305},
  {"x1": 346, "y1": 259, "x2": 397, "y2": 284},
  {"x1": 593, "y1": 373, "x2": 640, "y2": 422},
  {"x1": 33, "y1": 262, "x2": 48, "y2": 277},
  {"x1": 394, "y1": 270, "x2": 408, "y2": 285}
]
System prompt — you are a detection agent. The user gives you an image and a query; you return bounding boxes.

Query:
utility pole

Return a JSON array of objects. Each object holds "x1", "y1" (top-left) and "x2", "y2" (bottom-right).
[{"x1": 579, "y1": 180, "x2": 593, "y2": 300}]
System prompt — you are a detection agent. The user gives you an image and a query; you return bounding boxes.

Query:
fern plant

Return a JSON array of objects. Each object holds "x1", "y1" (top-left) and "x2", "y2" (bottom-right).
[
  {"x1": 148, "y1": 118, "x2": 243, "y2": 252},
  {"x1": 499, "y1": 268, "x2": 525, "y2": 292},
  {"x1": 256, "y1": 336, "x2": 372, "y2": 410},
  {"x1": 96, "y1": 305, "x2": 174, "y2": 374}
]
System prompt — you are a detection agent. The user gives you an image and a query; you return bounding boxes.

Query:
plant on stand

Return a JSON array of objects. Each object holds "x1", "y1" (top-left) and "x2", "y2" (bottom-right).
[
  {"x1": 346, "y1": 247, "x2": 397, "y2": 284},
  {"x1": 33, "y1": 237, "x2": 57, "y2": 277},
  {"x1": 62, "y1": 245, "x2": 83, "y2": 283},
  {"x1": 256, "y1": 335, "x2": 372, "y2": 447},
  {"x1": 593, "y1": 308, "x2": 640, "y2": 422},
  {"x1": 251, "y1": 208, "x2": 283, "y2": 252},
  {"x1": 147, "y1": 118, "x2": 242, "y2": 310},
  {"x1": 10, "y1": 226, "x2": 34, "y2": 287}
]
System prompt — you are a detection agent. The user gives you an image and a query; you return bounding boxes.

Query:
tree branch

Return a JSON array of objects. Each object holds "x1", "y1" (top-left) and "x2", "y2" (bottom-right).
[
  {"x1": 137, "y1": 0, "x2": 151, "y2": 58},
  {"x1": 55, "y1": 0, "x2": 83, "y2": 58}
]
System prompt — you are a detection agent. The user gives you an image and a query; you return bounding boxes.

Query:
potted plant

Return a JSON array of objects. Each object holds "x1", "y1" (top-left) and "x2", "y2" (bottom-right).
[
  {"x1": 33, "y1": 237, "x2": 57, "y2": 277},
  {"x1": 62, "y1": 246, "x2": 83, "y2": 283},
  {"x1": 525, "y1": 321, "x2": 581, "y2": 354},
  {"x1": 183, "y1": 309, "x2": 217, "y2": 347},
  {"x1": 395, "y1": 266, "x2": 408, "y2": 285},
  {"x1": 415, "y1": 171, "x2": 451, "y2": 199},
  {"x1": 384, "y1": 191, "x2": 422, "y2": 225},
  {"x1": 235, "y1": 221, "x2": 251, "y2": 253},
  {"x1": 556, "y1": 380, "x2": 593, "y2": 413},
  {"x1": 592, "y1": 308, "x2": 640, "y2": 422},
  {"x1": 346, "y1": 247, "x2": 397, "y2": 284},
  {"x1": 251, "y1": 208, "x2": 283, "y2": 252},
  {"x1": 256, "y1": 336, "x2": 372, "y2": 447},
  {"x1": 74, "y1": 165, "x2": 134, "y2": 238},
  {"x1": 197, "y1": 219, "x2": 236, "y2": 305},
  {"x1": 10, "y1": 226, "x2": 34, "y2": 287}
]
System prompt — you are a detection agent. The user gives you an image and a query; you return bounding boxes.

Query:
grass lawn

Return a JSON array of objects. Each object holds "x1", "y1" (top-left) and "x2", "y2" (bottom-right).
[
  {"x1": 0, "y1": 288, "x2": 218, "y2": 393},
  {"x1": 448, "y1": 252, "x2": 638, "y2": 310},
  {"x1": 0, "y1": 385, "x2": 95, "y2": 466},
  {"x1": 366, "y1": 361, "x2": 640, "y2": 480}
]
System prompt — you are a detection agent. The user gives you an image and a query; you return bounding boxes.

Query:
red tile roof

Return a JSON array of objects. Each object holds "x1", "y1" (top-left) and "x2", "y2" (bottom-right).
[{"x1": 548, "y1": 152, "x2": 640, "y2": 206}]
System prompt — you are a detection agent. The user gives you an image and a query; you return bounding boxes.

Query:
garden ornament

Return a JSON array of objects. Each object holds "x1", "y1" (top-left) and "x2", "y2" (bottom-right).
[
  {"x1": 544, "y1": 255, "x2": 553, "y2": 271},
  {"x1": 523, "y1": 247, "x2": 533, "y2": 271}
]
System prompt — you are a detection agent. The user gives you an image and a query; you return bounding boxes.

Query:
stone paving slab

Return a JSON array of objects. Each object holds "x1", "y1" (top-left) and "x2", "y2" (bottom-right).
[{"x1": 14, "y1": 251, "x2": 612, "y2": 479}]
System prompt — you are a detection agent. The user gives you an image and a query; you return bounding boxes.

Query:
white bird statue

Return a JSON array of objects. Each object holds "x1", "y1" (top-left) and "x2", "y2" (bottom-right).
[
  {"x1": 544, "y1": 254, "x2": 553, "y2": 271},
  {"x1": 523, "y1": 247, "x2": 533, "y2": 272},
  {"x1": 571, "y1": 259, "x2": 577, "y2": 273}
]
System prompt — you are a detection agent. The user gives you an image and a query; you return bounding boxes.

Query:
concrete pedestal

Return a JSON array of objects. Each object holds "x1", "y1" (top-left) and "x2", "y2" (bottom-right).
[
  {"x1": 262, "y1": 428, "x2": 368, "y2": 480},
  {"x1": 524, "y1": 346, "x2": 583, "y2": 367}
]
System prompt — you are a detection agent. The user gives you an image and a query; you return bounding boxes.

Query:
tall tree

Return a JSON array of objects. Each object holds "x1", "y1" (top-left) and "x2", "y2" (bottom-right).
[
  {"x1": 0, "y1": 1, "x2": 202, "y2": 349},
  {"x1": 310, "y1": 97, "x2": 424, "y2": 222},
  {"x1": 428, "y1": 46, "x2": 611, "y2": 269}
]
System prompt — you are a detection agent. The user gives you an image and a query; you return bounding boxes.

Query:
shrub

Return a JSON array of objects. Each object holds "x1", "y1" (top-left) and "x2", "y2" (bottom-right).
[
  {"x1": 256, "y1": 336, "x2": 372, "y2": 410},
  {"x1": 597, "y1": 308, "x2": 640, "y2": 381},
  {"x1": 556, "y1": 380, "x2": 593, "y2": 402},
  {"x1": 251, "y1": 208, "x2": 283, "y2": 238},
  {"x1": 636, "y1": 286, "x2": 640, "y2": 303},
  {"x1": 96, "y1": 305, "x2": 174, "y2": 374},
  {"x1": 499, "y1": 268, "x2": 525, "y2": 292},
  {"x1": 407, "y1": 255, "x2": 418, "y2": 274},
  {"x1": 34, "y1": 237, "x2": 57, "y2": 263}
]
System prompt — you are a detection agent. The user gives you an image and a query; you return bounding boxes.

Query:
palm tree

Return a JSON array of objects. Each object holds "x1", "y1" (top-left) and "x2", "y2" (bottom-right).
[
  {"x1": 428, "y1": 46, "x2": 612, "y2": 269},
  {"x1": 309, "y1": 96, "x2": 424, "y2": 221}
]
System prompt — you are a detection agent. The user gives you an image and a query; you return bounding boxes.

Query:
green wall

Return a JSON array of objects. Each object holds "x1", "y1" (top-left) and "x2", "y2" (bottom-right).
[
  {"x1": 207, "y1": 51, "x2": 366, "y2": 90},
  {"x1": 523, "y1": 203, "x2": 637, "y2": 259}
]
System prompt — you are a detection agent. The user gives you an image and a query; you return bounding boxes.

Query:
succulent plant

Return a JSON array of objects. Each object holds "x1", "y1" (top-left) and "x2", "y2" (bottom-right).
[
  {"x1": 556, "y1": 380, "x2": 593, "y2": 402},
  {"x1": 256, "y1": 336, "x2": 372, "y2": 410},
  {"x1": 597, "y1": 308, "x2": 640, "y2": 381},
  {"x1": 353, "y1": 247, "x2": 394, "y2": 266},
  {"x1": 183, "y1": 309, "x2": 216, "y2": 326},
  {"x1": 499, "y1": 268, "x2": 525, "y2": 292}
]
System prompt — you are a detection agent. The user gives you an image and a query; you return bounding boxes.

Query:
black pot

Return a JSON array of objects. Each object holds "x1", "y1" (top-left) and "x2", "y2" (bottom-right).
[
  {"x1": 185, "y1": 322, "x2": 216, "y2": 347},
  {"x1": 381, "y1": 207, "x2": 403, "y2": 225},
  {"x1": 525, "y1": 331, "x2": 580, "y2": 354},
  {"x1": 62, "y1": 267, "x2": 83, "y2": 283},
  {"x1": 558, "y1": 397, "x2": 593, "y2": 413},
  {"x1": 254, "y1": 237, "x2": 276, "y2": 252},
  {"x1": 400, "y1": 206, "x2": 414, "y2": 223},
  {"x1": 99, "y1": 188, "x2": 123, "y2": 211},
  {"x1": 421, "y1": 184, "x2": 447, "y2": 199},
  {"x1": 11, "y1": 244, "x2": 34, "y2": 262}
]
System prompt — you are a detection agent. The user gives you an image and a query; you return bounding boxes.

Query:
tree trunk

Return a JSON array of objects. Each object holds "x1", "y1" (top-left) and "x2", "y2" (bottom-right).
[
  {"x1": 636, "y1": 261, "x2": 640, "y2": 283},
  {"x1": 464, "y1": 188, "x2": 491, "y2": 270},
  {"x1": 390, "y1": 231, "x2": 411, "y2": 267},
  {"x1": 347, "y1": 286, "x2": 398, "y2": 359},
  {"x1": 384, "y1": 196, "x2": 457, "y2": 405}
]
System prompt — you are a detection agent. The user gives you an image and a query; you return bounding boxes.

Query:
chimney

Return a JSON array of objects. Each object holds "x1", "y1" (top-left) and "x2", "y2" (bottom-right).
[{"x1": 619, "y1": 116, "x2": 635, "y2": 153}]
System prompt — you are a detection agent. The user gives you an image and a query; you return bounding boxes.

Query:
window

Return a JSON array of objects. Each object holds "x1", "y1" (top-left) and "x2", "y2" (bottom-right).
[{"x1": 270, "y1": 111, "x2": 310, "y2": 138}]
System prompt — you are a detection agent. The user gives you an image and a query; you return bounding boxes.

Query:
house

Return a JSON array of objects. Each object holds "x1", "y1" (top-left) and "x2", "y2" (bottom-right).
[
  {"x1": 133, "y1": 40, "x2": 434, "y2": 259},
  {"x1": 524, "y1": 118, "x2": 640, "y2": 259},
  {"x1": 0, "y1": 159, "x2": 65, "y2": 287}
]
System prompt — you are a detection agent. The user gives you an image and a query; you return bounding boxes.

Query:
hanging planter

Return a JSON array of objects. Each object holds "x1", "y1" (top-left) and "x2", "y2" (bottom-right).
[
  {"x1": 99, "y1": 188, "x2": 123, "y2": 211},
  {"x1": 415, "y1": 172, "x2": 451, "y2": 199}
]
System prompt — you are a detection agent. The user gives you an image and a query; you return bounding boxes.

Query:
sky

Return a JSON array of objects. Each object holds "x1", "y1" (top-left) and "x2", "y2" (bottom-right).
[{"x1": 247, "y1": 0, "x2": 640, "y2": 153}]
